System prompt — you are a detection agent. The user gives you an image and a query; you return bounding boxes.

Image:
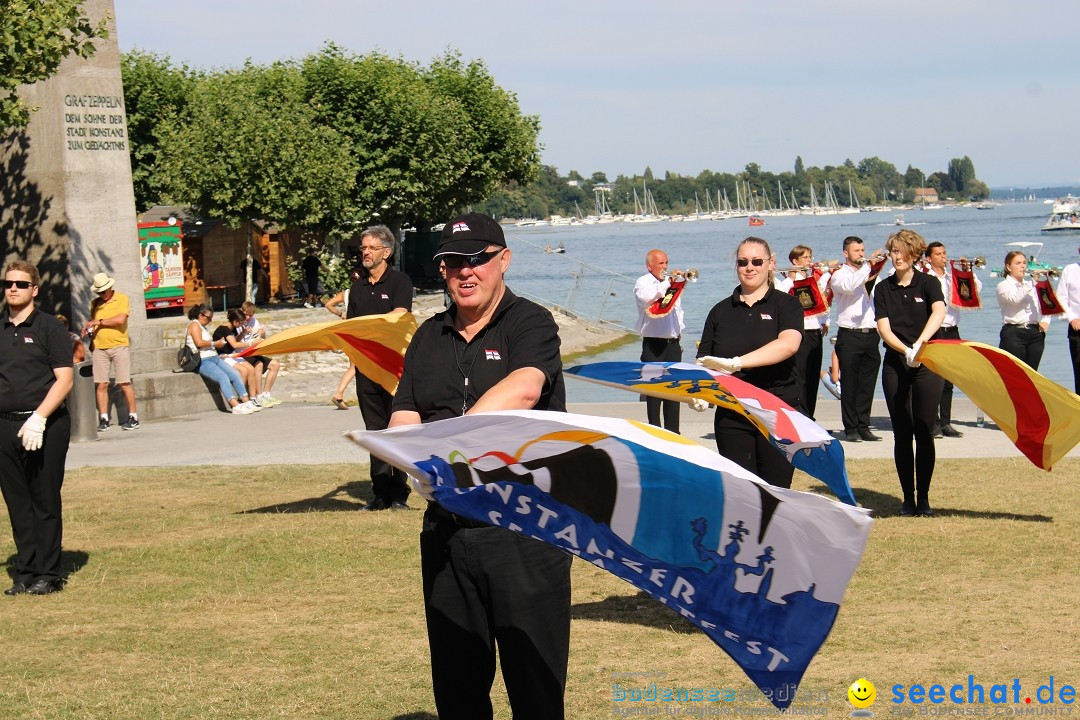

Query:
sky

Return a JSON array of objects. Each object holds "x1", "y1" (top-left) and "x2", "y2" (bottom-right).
[{"x1": 112, "y1": 0, "x2": 1080, "y2": 189}]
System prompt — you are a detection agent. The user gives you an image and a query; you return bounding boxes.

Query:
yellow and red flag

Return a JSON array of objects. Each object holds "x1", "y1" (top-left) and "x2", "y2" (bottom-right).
[
  {"x1": 238, "y1": 313, "x2": 416, "y2": 394},
  {"x1": 918, "y1": 340, "x2": 1080, "y2": 469}
]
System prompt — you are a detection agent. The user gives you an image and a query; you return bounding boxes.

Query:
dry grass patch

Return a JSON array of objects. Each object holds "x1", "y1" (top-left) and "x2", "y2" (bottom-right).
[{"x1": 0, "y1": 458, "x2": 1076, "y2": 718}]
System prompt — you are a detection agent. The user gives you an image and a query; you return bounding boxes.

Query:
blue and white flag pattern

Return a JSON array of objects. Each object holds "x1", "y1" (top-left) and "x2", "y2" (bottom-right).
[
  {"x1": 349, "y1": 410, "x2": 872, "y2": 708},
  {"x1": 567, "y1": 361, "x2": 857, "y2": 506}
]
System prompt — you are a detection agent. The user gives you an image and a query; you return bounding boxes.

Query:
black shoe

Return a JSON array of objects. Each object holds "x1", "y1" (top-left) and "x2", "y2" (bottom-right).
[
  {"x1": 390, "y1": 501, "x2": 409, "y2": 511},
  {"x1": 4, "y1": 582, "x2": 29, "y2": 596},
  {"x1": 859, "y1": 430, "x2": 882, "y2": 442},
  {"x1": 844, "y1": 432, "x2": 862, "y2": 442},
  {"x1": 900, "y1": 500, "x2": 917, "y2": 517},
  {"x1": 917, "y1": 502, "x2": 934, "y2": 517},
  {"x1": 26, "y1": 578, "x2": 62, "y2": 595},
  {"x1": 931, "y1": 425, "x2": 944, "y2": 439},
  {"x1": 941, "y1": 424, "x2": 964, "y2": 438},
  {"x1": 121, "y1": 416, "x2": 140, "y2": 430},
  {"x1": 365, "y1": 498, "x2": 389, "y2": 512},
  {"x1": 97, "y1": 418, "x2": 109, "y2": 432}
]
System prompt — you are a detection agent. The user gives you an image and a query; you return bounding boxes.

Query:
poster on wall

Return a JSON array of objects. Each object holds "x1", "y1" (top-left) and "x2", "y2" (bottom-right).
[{"x1": 138, "y1": 221, "x2": 185, "y2": 311}]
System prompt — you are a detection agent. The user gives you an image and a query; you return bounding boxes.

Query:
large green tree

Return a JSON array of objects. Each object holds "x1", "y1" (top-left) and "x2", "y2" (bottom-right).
[
  {"x1": 0, "y1": 0, "x2": 108, "y2": 128},
  {"x1": 299, "y1": 45, "x2": 540, "y2": 230},
  {"x1": 120, "y1": 50, "x2": 200, "y2": 212},
  {"x1": 156, "y1": 62, "x2": 357, "y2": 232}
]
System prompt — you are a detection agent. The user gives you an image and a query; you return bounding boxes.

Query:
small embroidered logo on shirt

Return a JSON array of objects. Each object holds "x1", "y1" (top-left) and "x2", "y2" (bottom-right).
[
  {"x1": 485, "y1": 349, "x2": 502, "y2": 360},
  {"x1": 23, "y1": 337, "x2": 34, "y2": 344},
  {"x1": 760, "y1": 313, "x2": 773, "y2": 320},
  {"x1": 380, "y1": 293, "x2": 389, "y2": 299}
]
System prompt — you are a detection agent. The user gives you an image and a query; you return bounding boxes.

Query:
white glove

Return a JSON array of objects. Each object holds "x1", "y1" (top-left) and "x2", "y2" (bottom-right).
[
  {"x1": 699, "y1": 355, "x2": 742, "y2": 373},
  {"x1": 689, "y1": 397, "x2": 710, "y2": 413},
  {"x1": 904, "y1": 342, "x2": 922, "y2": 368},
  {"x1": 408, "y1": 472, "x2": 436, "y2": 502},
  {"x1": 17, "y1": 412, "x2": 46, "y2": 452}
]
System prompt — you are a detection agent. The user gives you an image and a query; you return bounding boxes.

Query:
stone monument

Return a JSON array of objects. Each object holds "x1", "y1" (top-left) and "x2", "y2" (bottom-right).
[{"x1": 0, "y1": 0, "x2": 145, "y2": 326}]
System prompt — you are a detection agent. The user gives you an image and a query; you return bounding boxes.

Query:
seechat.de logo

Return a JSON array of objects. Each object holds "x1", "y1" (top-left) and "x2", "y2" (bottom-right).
[{"x1": 849, "y1": 678, "x2": 877, "y2": 717}]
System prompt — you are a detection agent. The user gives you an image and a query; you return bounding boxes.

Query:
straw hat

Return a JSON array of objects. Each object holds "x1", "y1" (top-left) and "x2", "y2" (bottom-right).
[{"x1": 90, "y1": 272, "x2": 115, "y2": 294}]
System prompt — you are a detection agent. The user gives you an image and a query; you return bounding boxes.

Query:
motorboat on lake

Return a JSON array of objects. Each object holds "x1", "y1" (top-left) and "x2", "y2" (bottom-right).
[
  {"x1": 989, "y1": 242, "x2": 1061, "y2": 278},
  {"x1": 1041, "y1": 196, "x2": 1080, "y2": 232}
]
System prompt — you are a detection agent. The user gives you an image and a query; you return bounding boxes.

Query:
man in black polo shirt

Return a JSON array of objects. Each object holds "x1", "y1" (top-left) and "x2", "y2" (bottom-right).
[
  {"x1": 0, "y1": 260, "x2": 74, "y2": 596},
  {"x1": 390, "y1": 212, "x2": 571, "y2": 720},
  {"x1": 346, "y1": 224, "x2": 414, "y2": 511}
]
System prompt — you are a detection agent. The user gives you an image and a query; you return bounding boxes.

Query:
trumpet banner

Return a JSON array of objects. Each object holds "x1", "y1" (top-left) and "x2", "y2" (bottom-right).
[
  {"x1": 647, "y1": 279, "x2": 686, "y2": 318},
  {"x1": 348, "y1": 410, "x2": 872, "y2": 708},
  {"x1": 567, "y1": 362, "x2": 857, "y2": 506},
  {"x1": 918, "y1": 340, "x2": 1080, "y2": 469},
  {"x1": 948, "y1": 260, "x2": 981, "y2": 309},
  {"x1": 238, "y1": 313, "x2": 416, "y2": 394}
]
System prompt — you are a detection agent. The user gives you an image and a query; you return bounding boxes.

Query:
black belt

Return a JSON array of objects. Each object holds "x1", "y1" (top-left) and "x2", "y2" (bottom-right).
[
  {"x1": 0, "y1": 410, "x2": 33, "y2": 421},
  {"x1": 645, "y1": 336, "x2": 681, "y2": 344},
  {"x1": 839, "y1": 327, "x2": 878, "y2": 334},
  {"x1": 427, "y1": 503, "x2": 490, "y2": 529},
  {"x1": 1005, "y1": 323, "x2": 1040, "y2": 328}
]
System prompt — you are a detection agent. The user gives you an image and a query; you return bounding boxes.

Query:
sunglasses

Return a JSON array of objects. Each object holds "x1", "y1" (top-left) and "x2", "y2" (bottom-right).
[
  {"x1": 736, "y1": 258, "x2": 766, "y2": 268},
  {"x1": 2, "y1": 280, "x2": 33, "y2": 289},
  {"x1": 442, "y1": 249, "x2": 504, "y2": 270}
]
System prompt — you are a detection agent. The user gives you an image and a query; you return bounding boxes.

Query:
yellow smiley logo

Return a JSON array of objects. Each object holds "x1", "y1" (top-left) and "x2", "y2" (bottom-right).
[{"x1": 848, "y1": 678, "x2": 876, "y2": 708}]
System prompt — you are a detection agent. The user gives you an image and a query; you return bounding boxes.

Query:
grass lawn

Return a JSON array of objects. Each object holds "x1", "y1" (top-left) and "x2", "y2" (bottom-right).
[{"x1": 1, "y1": 458, "x2": 1077, "y2": 719}]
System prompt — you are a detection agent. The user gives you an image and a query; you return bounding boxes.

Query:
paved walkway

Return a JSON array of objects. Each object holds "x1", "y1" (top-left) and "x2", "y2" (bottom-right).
[{"x1": 68, "y1": 395, "x2": 1067, "y2": 469}]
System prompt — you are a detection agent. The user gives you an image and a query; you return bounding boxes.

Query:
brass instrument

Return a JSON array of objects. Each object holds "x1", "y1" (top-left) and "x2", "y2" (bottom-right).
[
  {"x1": 776, "y1": 260, "x2": 840, "y2": 274},
  {"x1": 663, "y1": 268, "x2": 699, "y2": 282},
  {"x1": 955, "y1": 256, "x2": 987, "y2": 269},
  {"x1": 852, "y1": 249, "x2": 886, "y2": 268},
  {"x1": 1030, "y1": 268, "x2": 1061, "y2": 280}
]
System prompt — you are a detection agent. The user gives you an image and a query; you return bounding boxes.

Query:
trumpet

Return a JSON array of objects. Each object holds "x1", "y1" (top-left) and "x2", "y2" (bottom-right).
[
  {"x1": 1029, "y1": 268, "x2": 1061, "y2": 280},
  {"x1": 852, "y1": 249, "x2": 886, "y2": 268},
  {"x1": 663, "y1": 268, "x2": 699, "y2": 282},
  {"x1": 954, "y1": 256, "x2": 987, "y2": 269},
  {"x1": 776, "y1": 260, "x2": 840, "y2": 274}
]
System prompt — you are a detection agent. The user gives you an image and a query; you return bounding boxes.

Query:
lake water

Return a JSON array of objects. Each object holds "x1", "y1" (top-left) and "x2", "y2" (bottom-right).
[{"x1": 499, "y1": 202, "x2": 1078, "y2": 402}]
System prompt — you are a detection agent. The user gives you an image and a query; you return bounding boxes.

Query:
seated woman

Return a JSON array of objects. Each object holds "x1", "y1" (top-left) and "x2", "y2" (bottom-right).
[
  {"x1": 185, "y1": 304, "x2": 260, "y2": 414},
  {"x1": 213, "y1": 309, "x2": 264, "y2": 404}
]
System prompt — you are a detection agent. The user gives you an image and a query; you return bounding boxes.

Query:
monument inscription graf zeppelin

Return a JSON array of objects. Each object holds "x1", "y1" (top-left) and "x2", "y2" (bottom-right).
[
  {"x1": 63, "y1": 93, "x2": 128, "y2": 152},
  {"x1": 3, "y1": 0, "x2": 146, "y2": 326}
]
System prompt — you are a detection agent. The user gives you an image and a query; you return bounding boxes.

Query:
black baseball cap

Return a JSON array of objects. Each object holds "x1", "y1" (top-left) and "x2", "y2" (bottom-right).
[{"x1": 434, "y1": 213, "x2": 506, "y2": 258}]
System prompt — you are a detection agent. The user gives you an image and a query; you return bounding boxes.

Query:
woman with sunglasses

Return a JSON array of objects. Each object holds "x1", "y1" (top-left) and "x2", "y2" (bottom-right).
[
  {"x1": 184, "y1": 305, "x2": 259, "y2": 414},
  {"x1": 696, "y1": 237, "x2": 804, "y2": 488},
  {"x1": 873, "y1": 229, "x2": 946, "y2": 516}
]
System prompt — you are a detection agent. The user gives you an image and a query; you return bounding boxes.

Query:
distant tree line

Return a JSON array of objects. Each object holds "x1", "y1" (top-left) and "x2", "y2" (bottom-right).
[{"x1": 477, "y1": 155, "x2": 992, "y2": 220}]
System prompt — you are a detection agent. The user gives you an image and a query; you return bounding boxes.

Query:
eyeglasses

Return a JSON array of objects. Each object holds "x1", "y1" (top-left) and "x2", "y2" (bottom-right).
[
  {"x1": 442, "y1": 249, "x2": 504, "y2": 270},
  {"x1": 200, "y1": 313, "x2": 212, "y2": 320},
  {"x1": 736, "y1": 258, "x2": 766, "y2": 268},
  {"x1": 2, "y1": 280, "x2": 33, "y2": 289},
  {"x1": 360, "y1": 245, "x2": 387, "y2": 253}
]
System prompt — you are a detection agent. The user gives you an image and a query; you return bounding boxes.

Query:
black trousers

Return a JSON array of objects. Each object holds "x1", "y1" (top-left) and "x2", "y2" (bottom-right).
[
  {"x1": 640, "y1": 337, "x2": 682, "y2": 434},
  {"x1": 882, "y1": 352, "x2": 943, "y2": 506},
  {"x1": 933, "y1": 325, "x2": 961, "y2": 425},
  {"x1": 795, "y1": 328, "x2": 824, "y2": 419},
  {"x1": 713, "y1": 408, "x2": 794, "y2": 489},
  {"x1": 420, "y1": 507, "x2": 572, "y2": 720},
  {"x1": 1070, "y1": 324, "x2": 1080, "y2": 395},
  {"x1": 0, "y1": 411, "x2": 70, "y2": 584},
  {"x1": 355, "y1": 374, "x2": 408, "y2": 503},
  {"x1": 835, "y1": 328, "x2": 881, "y2": 433},
  {"x1": 999, "y1": 324, "x2": 1045, "y2": 371}
]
